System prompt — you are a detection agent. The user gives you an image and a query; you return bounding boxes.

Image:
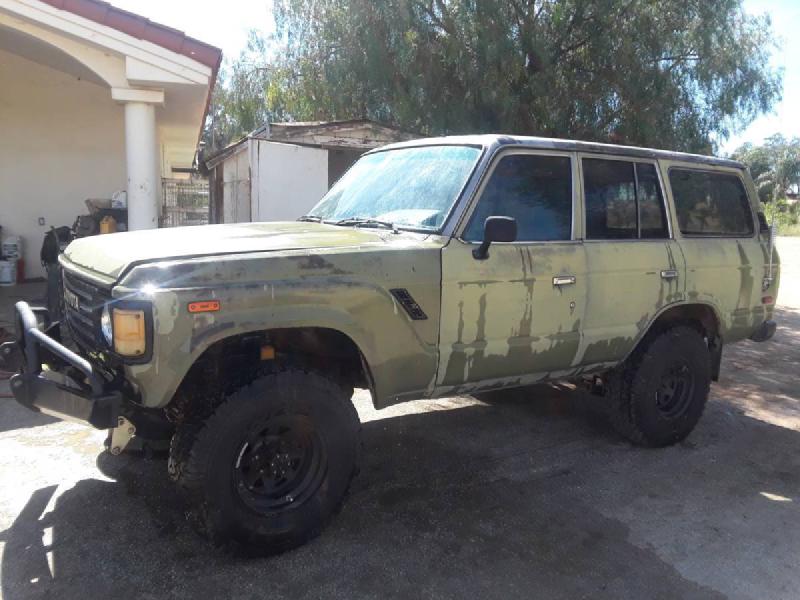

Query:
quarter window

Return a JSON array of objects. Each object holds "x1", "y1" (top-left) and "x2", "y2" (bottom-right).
[
  {"x1": 669, "y1": 169, "x2": 754, "y2": 236},
  {"x1": 463, "y1": 154, "x2": 572, "y2": 242},
  {"x1": 583, "y1": 158, "x2": 669, "y2": 240}
]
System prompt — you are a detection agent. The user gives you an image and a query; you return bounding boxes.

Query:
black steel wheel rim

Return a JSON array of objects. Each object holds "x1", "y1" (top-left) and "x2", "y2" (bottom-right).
[
  {"x1": 655, "y1": 361, "x2": 695, "y2": 419},
  {"x1": 233, "y1": 415, "x2": 327, "y2": 514}
]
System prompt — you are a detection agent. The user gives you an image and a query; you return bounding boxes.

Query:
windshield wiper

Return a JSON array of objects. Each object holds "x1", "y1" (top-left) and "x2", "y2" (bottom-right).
[
  {"x1": 334, "y1": 217, "x2": 397, "y2": 231},
  {"x1": 298, "y1": 215, "x2": 323, "y2": 223}
]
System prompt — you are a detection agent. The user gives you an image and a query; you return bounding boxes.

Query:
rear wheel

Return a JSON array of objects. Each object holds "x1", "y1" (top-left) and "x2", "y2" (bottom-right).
[
  {"x1": 607, "y1": 326, "x2": 711, "y2": 447},
  {"x1": 178, "y1": 369, "x2": 361, "y2": 554}
]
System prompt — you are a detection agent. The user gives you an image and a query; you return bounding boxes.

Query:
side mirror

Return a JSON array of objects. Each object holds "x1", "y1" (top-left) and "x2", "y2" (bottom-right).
[{"x1": 472, "y1": 216, "x2": 517, "y2": 260}]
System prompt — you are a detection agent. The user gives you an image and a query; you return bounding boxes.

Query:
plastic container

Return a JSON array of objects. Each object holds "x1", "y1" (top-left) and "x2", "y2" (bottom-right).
[
  {"x1": 0, "y1": 259, "x2": 17, "y2": 286},
  {"x1": 100, "y1": 215, "x2": 117, "y2": 234},
  {"x1": 2, "y1": 235, "x2": 22, "y2": 259}
]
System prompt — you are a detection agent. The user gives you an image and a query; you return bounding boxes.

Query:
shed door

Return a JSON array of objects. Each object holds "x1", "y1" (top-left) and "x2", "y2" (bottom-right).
[{"x1": 252, "y1": 141, "x2": 329, "y2": 222}]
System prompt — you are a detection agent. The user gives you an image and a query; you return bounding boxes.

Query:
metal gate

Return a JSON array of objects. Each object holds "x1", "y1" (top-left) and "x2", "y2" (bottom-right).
[{"x1": 161, "y1": 179, "x2": 209, "y2": 227}]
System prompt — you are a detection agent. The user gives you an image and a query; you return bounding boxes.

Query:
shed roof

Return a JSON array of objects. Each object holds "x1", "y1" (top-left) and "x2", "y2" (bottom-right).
[{"x1": 205, "y1": 119, "x2": 418, "y2": 168}]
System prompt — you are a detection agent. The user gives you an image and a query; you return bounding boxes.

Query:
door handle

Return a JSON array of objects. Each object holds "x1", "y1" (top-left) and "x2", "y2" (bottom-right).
[
  {"x1": 553, "y1": 275, "x2": 576, "y2": 287},
  {"x1": 660, "y1": 269, "x2": 679, "y2": 280}
]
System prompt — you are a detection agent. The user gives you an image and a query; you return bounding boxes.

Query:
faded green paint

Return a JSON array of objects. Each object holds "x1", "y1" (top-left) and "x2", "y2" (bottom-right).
[
  {"x1": 437, "y1": 240, "x2": 586, "y2": 394},
  {"x1": 56, "y1": 141, "x2": 781, "y2": 414},
  {"x1": 63, "y1": 223, "x2": 445, "y2": 409},
  {"x1": 579, "y1": 239, "x2": 686, "y2": 365}
]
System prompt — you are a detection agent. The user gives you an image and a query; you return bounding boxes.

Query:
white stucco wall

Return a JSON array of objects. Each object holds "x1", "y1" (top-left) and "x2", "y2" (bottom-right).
[
  {"x1": 251, "y1": 140, "x2": 328, "y2": 222},
  {"x1": 0, "y1": 48, "x2": 126, "y2": 278}
]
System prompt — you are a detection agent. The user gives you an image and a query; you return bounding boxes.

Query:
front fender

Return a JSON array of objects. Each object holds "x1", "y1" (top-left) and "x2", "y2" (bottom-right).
[{"x1": 117, "y1": 247, "x2": 442, "y2": 409}]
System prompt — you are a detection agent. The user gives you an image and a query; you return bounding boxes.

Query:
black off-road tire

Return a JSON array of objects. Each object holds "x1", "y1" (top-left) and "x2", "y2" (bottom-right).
[
  {"x1": 168, "y1": 423, "x2": 201, "y2": 483},
  {"x1": 178, "y1": 369, "x2": 361, "y2": 554},
  {"x1": 607, "y1": 326, "x2": 711, "y2": 447}
]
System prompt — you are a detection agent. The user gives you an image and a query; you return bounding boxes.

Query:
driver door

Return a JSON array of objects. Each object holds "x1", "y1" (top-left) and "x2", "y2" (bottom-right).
[{"x1": 435, "y1": 149, "x2": 588, "y2": 394}]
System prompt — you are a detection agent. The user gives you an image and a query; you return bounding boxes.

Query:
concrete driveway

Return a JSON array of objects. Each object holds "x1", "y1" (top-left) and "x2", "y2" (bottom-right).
[{"x1": 0, "y1": 240, "x2": 798, "y2": 600}]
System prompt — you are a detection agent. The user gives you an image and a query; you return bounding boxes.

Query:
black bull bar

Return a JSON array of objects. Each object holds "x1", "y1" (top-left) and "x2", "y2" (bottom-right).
[{"x1": 0, "y1": 301, "x2": 120, "y2": 429}]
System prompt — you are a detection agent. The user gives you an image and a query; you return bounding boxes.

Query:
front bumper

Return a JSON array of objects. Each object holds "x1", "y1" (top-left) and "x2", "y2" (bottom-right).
[{"x1": 1, "y1": 301, "x2": 121, "y2": 429}]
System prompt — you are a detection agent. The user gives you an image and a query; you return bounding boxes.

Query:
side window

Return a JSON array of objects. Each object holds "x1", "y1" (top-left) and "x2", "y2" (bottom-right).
[
  {"x1": 463, "y1": 154, "x2": 572, "y2": 242},
  {"x1": 669, "y1": 169, "x2": 754, "y2": 236},
  {"x1": 583, "y1": 158, "x2": 669, "y2": 240},
  {"x1": 583, "y1": 159, "x2": 637, "y2": 239},
  {"x1": 636, "y1": 163, "x2": 669, "y2": 239}
]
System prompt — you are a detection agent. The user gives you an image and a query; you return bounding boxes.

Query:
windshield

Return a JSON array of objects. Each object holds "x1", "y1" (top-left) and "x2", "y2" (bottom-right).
[{"x1": 307, "y1": 145, "x2": 482, "y2": 230}]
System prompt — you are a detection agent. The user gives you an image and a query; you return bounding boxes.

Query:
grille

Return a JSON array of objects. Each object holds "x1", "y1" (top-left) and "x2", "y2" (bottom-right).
[{"x1": 62, "y1": 269, "x2": 112, "y2": 352}]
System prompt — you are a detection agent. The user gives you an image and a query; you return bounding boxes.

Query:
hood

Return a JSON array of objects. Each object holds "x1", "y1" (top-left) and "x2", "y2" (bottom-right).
[{"x1": 64, "y1": 221, "x2": 423, "y2": 279}]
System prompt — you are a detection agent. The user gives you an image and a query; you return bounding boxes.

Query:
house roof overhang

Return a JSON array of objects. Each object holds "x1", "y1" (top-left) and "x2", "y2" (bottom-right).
[{"x1": 0, "y1": 0, "x2": 222, "y2": 169}]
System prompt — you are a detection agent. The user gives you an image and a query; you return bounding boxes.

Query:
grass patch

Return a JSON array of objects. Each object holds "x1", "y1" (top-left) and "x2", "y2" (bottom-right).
[{"x1": 779, "y1": 223, "x2": 800, "y2": 237}]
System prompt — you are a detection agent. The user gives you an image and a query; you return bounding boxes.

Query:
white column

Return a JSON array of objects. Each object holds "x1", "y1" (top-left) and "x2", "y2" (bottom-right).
[
  {"x1": 124, "y1": 101, "x2": 159, "y2": 230},
  {"x1": 112, "y1": 87, "x2": 165, "y2": 231}
]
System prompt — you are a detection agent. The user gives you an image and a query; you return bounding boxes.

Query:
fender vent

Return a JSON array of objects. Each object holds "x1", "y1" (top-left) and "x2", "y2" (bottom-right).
[{"x1": 390, "y1": 288, "x2": 428, "y2": 321}]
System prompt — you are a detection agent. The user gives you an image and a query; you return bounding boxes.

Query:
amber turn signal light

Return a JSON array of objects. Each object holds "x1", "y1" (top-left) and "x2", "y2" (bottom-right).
[
  {"x1": 112, "y1": 309, "x2": 146, "y2": 356},
  {"x1": 188, "y1": 300, "x2": 220, "y2": 313}
]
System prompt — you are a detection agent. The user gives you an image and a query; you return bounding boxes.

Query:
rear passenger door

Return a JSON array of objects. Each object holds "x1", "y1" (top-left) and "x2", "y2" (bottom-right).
[
  {"x1": 665, "y1": 164, "x2": 764, "y2": 342},
  {"x1": 578, "y1": 156, "x2": 686, "y2": 367}
]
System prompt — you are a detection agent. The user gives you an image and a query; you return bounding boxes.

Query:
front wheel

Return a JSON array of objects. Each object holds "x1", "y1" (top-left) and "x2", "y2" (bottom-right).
[
  {"x1": 178, "y1": 369, "x2": 361, "y2": 553},
  {"x1": 607, "y1": 326, "x2": 711, "y2": 447}
]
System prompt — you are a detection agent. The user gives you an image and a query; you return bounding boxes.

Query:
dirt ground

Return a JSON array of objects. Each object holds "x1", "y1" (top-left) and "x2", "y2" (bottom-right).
[{"x1": 0, "y1": 239, "x2": 798, "y2": 600}]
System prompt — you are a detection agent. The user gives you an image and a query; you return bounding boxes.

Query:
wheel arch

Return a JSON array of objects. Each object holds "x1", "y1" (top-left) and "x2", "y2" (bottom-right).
[
  {"x1": 165, "y1": 325, "x2": 377, "y2": 424},
  {"x1": 623, "y1": 302, "x2": 723, "y2": 380}
]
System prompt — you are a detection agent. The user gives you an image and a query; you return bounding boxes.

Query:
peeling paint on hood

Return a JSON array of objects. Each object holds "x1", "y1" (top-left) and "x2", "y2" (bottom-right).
[{"x1": 64, "y1": 221, "x2": 422, "y2": 279}]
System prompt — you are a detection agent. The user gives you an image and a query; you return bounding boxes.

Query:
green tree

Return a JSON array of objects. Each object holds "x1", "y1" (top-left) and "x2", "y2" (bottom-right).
[
  {"x1": 732, "y1": 141, "x2": 775, "y2": 202},
  {"x1": 735, "y1": 135, "x2": 800, "y2": 203},
  {"x1": 202, "y1": 32, "x2": 290, "y2": 154},
  {"x1": 263, "y1": 0, "x2": 781, "y2": 153}
]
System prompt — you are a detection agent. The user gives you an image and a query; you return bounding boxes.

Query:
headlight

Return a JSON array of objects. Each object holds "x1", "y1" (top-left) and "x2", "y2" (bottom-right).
[
  {"x1": 100, "y1": 304, "x2": 147, "y2": 357},
  {"x1": 100, "y1": 305, "x2": 113, "y2": 345},
  {"x1": 112, "y1": 308, "x2": 147, "y2": 357}
]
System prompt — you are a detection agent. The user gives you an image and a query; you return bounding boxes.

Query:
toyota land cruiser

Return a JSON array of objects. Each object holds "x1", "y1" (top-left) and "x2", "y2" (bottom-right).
[{"x1": 2, "y1": 135, "x2": 779, "y2": 552}]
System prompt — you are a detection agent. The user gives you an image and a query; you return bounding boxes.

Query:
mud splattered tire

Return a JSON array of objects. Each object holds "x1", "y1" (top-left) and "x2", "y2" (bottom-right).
[
  {"x1": 178, "y1": 369, "x2": 361, "y2": 554},
  {"x1": 168, "y1": 423, "x2": 201, "y2": 483},
  {"x1": 608, "y1": 326, "x2": 711, "y2": 447}
]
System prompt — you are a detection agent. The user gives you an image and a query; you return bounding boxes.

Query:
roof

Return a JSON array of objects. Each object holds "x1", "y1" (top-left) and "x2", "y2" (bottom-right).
[
  {"x1": 205, "y1": 119, "x2": 418, "y2": 168},
  {"x1": 376, "y1": 135, "x2": 745, "y2": 169},
  {"x1": 38, "y1": 0, "x2": 222, "y2": 70}
]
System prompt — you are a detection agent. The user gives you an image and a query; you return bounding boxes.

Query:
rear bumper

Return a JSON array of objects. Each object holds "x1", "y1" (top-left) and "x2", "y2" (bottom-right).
[
  {"x1": 1, "y1": 301, "x2": 121, "y2": 429},
  {"x1": 749, "y1": 320, "x2": 777, "y2": 343}
]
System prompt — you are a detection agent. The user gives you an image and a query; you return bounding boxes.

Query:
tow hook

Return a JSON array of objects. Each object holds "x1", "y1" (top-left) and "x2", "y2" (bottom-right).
[{"x1": 109, "y1": 416, "x2": 136, "y2": 455}]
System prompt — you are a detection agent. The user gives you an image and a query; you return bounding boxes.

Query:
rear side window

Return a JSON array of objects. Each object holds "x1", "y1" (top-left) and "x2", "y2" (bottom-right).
[
  {"x1": 463, "y1": 154, "x2": 572, "y2": 242},
  {"x1": 669, "y1": 169, "x2": 754, "y2": 236},
  {"x1": 583, "y1": 159, "x2": 669, "y2": 240}
]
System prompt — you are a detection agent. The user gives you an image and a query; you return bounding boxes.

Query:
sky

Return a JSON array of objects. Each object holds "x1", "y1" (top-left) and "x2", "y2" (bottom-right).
[
  {"x1": 109, "y1": 0, "x2": 274, "y2": 58},
  {"x1": 717, "y1": 0, "x2": 800, "y2": 155},
  {"x1": 111, "y1": 0, "x2": 797, "y2": 156}
]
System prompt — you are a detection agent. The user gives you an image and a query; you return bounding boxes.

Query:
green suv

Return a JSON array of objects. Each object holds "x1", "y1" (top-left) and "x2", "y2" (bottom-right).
[{"x1": 3, "y1": 135, "x2": 779, "y2": 552}]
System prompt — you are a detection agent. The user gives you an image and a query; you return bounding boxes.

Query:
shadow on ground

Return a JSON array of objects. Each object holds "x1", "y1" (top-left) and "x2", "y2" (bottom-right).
[
  {"x1": 1, "y1": 308, "x2": 798, "y2": 599},
  {"x1": 0, "y1": 405, "x2": 57, "y2": 435}
]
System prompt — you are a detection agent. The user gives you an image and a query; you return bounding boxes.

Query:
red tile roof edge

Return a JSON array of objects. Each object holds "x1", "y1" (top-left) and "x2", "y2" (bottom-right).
[
  {"x1": 39, "y1": 0, "x2": 222, "y2": 155},
  {"x1": 39, "y1": 0, "x2": 222, "y2": 71}
]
